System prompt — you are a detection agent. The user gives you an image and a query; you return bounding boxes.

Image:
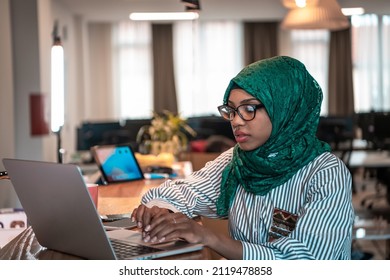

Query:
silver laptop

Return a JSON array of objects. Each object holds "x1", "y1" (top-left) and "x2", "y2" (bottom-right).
[{"x1": 2, "y1": 158, "x2": 203, "y2": 260}]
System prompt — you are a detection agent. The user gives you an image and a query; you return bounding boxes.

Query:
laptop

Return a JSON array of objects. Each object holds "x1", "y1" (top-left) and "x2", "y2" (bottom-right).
[{"x1": 2, "y1": 158, "x2": 203, "y2": 260}]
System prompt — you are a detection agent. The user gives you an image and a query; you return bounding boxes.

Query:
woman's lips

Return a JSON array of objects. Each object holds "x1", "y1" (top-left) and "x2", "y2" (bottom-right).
[{"x1": 234, "y1": 132, "x2": 249, "y2": 143}]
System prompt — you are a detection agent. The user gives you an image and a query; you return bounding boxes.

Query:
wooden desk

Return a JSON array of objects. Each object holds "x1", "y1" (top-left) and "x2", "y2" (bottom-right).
[
  {"x1": 97, "y1": 179, "x2": 165, "y2": 215},
  {"x1": 0, "y1": 179, "x2": 210, "y2": 260}
]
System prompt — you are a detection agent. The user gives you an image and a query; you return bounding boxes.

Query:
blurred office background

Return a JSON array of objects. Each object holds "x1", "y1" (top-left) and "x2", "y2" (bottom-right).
[{"x1": 1, "y1": 0, "x2": 390, "y2": 209}]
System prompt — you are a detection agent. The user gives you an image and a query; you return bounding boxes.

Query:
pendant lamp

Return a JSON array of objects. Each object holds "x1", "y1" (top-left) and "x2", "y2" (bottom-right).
[{"x1": 281, "y1": 0, "x2": 350, "y2": 31}]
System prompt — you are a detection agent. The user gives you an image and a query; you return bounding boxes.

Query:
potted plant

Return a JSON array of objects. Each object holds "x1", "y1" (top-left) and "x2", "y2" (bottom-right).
[{"x1": 136, "y1": 110, "x2": 197, "y2": 157}]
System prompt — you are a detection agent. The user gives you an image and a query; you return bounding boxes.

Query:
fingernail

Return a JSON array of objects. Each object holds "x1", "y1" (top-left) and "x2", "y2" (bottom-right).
[
  {"x1": 151, "y1": 236, "x2": 157, "y2": 243},
  {"x1": 137, "y1": 221, "x2": 142, "y2": 228},
  {"x1": 131, "y1": 217, "x2": 135, "y2": 222},
  {"x1": 143, "y1": 235, "x2": 150, "y2": 242},
  {"x1": 158, "y1": 237, "x2": 165, "y2": 242},
  {"x1": 144, "y1": 225, "x2": 151, "y2": 231}
]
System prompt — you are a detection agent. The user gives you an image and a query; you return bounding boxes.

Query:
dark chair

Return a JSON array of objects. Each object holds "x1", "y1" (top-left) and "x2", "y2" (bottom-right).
[
  {"x1": 316, "y1": 115, "x2": 356, "y2": 189},
  {"x1": 316, "y1": 115, "x2": 355, "y2": 153},
  {"x1": 372, "y1": 113, "x2": 390, "y2": 150}
]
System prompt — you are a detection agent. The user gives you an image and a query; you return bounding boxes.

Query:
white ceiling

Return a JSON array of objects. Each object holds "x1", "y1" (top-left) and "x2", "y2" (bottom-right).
[{"x1": 54, "y1": 0, "x2": 390, "y2": 23}]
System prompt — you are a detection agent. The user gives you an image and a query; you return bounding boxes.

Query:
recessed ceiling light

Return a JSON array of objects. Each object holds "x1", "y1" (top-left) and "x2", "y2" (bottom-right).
[
  {"x1": 341, "y1": 7, "x2": 365, "y2": 16},
  {"x1": 129, "y1": 12, "x2": 199, "y2": 21}
]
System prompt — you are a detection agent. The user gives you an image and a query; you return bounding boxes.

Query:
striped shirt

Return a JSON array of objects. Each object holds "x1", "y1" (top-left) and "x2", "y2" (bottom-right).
[{"x1": 142, "y1": 148, "x2": 354, "y2": 260}]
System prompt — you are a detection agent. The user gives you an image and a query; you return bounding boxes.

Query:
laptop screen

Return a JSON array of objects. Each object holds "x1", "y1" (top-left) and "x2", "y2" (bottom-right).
[{"x1": 91, "y1": 145, "x2": 144, "y2": 184}]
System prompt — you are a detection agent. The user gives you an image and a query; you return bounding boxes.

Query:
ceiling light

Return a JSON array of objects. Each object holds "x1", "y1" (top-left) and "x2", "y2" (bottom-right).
[
  {"x1": 295, "y1": 0, "x2": 307, "y2": 8},
  {"x1": 281, "y1": 0, "x2": 350, "y2": 31},
  {"x1": 341, "y1": 7, "x2": 365, "y2": 16},
  {"x1": 129, "y1": 12, "x2": 199, "y2": 21},
  {"x1": 282, "y1": 0, "x2": 319, "y2": 9}
]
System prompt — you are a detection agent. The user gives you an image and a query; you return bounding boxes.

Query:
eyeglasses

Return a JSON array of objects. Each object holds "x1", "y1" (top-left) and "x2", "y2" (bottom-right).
[{"x1": 217, "y1": 104, "x2": 265, "y2": 121}]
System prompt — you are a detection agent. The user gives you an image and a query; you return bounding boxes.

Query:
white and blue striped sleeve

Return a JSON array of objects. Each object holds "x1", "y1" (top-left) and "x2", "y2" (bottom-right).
[{"x1": 141, "y1": 149, "x2": 233, "y2": 218}]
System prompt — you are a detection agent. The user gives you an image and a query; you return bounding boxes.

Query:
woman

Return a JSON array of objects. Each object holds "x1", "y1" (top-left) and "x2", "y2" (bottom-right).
[{"x1": 131, "y1": 56, "x2": 354, "y2": 260}]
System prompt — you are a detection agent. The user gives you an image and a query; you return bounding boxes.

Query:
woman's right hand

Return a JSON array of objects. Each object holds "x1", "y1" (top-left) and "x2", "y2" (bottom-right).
[
  {"x1": 131, "y1": 204, "x2": 243, "y2": 259},
  {"x1": 131, "y1": 204, "x2": 170, "y2": 230}
]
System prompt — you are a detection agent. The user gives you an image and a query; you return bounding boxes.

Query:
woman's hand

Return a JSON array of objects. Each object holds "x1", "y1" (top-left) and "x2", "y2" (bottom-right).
[
  {"x1": 132, "y1": 205, "x2": 206, "y2": 243},
  {"x1": 132, "y1": 204, "x2": 243, "y2": 259},
  {"x1": 142, "y1": 212, "x2": 207, "y2": 244},
  {"x1": 131, "y1": 204, "x2": 170, "y2": 229}
]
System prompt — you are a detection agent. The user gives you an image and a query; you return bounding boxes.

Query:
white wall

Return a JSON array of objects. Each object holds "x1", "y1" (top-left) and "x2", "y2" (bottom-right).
[
  {"x1": 0, "y1": 0, "x2": 67, "y2": 208},
  {"x1": 0, "y1": 0, "x2": 15, "y2": 160},
  {"x1": 38, "y1": 0, "x2": 57, "y2": 161},
  {"x1": 0, "y1": 0, "x2": 18, "y2": 208},
  {"x1": 11, "y1": 0, "x2": 48, "y2": 161}
]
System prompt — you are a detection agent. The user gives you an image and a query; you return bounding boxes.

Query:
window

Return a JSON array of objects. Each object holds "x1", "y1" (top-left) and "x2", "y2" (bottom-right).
[
  {"x1": 113, "y1": 20, "x2": 243, "y2": 119},
  {"x1": 281, "y1": 30, "x2": 330, "y2": 115},
  {"x1": 382, "y1": 16, "x2": 390, "y2": 110},
  {"x1": 351, "y1": 14, "x2": 380, "y2": 112},
  {"x1": 351, "y1": 14, "x2": 390, "y2": 112},
  {"x1": 173, "y1": 21, "x2": 244, "y2": 117},
  {"x1": 113, "y1": 17, "x2": 390, "y2": 119},
  {"x1": 112, "y1": 22, "x2": 153, "y2": 119}
]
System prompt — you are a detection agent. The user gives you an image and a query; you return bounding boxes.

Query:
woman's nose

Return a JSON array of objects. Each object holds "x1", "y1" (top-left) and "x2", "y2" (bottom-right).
[{"x1": 230, "y1": 112, "x2": 245, "y2": 126}]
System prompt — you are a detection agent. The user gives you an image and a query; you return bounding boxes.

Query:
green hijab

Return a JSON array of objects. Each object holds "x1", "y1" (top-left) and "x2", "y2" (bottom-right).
[{"x1": 216, "y1": 56, "x2": 331, "y2": 216}]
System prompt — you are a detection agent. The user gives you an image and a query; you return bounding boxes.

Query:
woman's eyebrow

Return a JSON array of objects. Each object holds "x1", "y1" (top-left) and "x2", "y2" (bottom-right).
[
  {"x1": 227, "y1": 98, "x2": 259, "y2": 106},
  {"x1": 240, "y1": 98, "x2": 259, "y2": 104}
]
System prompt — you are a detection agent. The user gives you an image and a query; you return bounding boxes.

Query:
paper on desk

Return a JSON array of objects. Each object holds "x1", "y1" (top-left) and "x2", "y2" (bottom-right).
[{"x1": 103, "y1": 218, "x2": 137, "y2": 231}]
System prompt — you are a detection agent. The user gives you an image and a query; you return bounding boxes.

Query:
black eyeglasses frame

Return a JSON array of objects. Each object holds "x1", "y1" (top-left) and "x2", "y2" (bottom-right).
[{"x1": 217, "y1": 103, "x2": 265, "y2": 121}]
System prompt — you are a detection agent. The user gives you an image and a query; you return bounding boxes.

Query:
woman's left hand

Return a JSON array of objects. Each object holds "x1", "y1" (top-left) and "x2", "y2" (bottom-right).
[
  {"x1": 142, "y1": 212, "x2": 207, "y2": 244},
  {"x1": 143, "y1": 212, "x2": 244, "y2": 260}
]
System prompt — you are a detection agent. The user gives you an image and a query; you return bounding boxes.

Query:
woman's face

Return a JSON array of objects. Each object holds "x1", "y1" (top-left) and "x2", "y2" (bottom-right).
[{"x1": 228, "y1": 88, "x2": 272, "y2": 151}]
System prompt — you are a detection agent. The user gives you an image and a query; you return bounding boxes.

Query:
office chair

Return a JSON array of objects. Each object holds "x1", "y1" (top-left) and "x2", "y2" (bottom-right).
[
  {"x1": 316, "y1": 115, "x2": 355, "y2": 152},
  {"x1": 316, "y1": 115, "x2": 356, "y2": 191}
]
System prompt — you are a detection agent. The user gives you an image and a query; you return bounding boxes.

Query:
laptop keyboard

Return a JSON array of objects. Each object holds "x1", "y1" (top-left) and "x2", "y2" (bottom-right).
[{"x1": 110, "y1": 238, "x2": 163, "y2": 259}]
